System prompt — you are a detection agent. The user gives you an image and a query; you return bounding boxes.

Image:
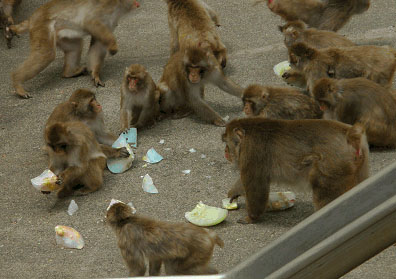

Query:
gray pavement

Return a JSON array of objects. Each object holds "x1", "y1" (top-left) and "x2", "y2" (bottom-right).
[{"x1": 1, "y1": 0, "x2": 396, "y2": 278}]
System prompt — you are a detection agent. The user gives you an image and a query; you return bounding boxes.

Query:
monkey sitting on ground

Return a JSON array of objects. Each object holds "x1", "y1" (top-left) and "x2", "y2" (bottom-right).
[
  {"x1": 10, "y1": 0, "x2": 140, "y2": 98},
  {"x1": 106, "y1": 202, "x2": 224, "y2": 276},
  {"x1": 260, "y1": 0, "x2": 369, "y2": 32},
  {"x1": 313, "y1": 77, "x2": 396, "y2": 148},
  {"x1": 243, "y1": 84, "x2": 322, "y2": 119},
  {"x1": 45, "y1": 121, "x2": 109, "y2": 198},
  {"x1": 158, "y1": 46, "x2": 243, "y2": 126},
  {"x1": 165, "y1": 0, "x2": 226, "y2": 67},
  {"x1": 120, "y1": 64, "x2": 160, "y2": 131},
  {"x1": 289, "y1": 42, "x2": 396, "y2": 92},
  {"x1": 0, "y1": 0, "x2": 21, "y2": 48},
  {"x1": 223, "y1": 118, "x2": 369, "y2": 224}
]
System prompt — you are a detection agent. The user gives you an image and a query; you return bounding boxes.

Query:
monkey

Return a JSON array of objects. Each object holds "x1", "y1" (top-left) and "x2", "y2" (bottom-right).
[
  {"x1": 106, "y1": 202, "x2": 224, "y2": 276},
  {"x1": 289, "y1": 42, "x2": 396, "y2": 92},
  {"x1": 164, "y1": 0, "x2": 227, "y2": 68},
  {"x1": 120, "y1": 64, "x2": 160, "y2": 131},
  {"x1": 9, "y1": 0, "x2": 140, "y2": 98},
  {"x1": 222, "y1": 118, "x2": 369, "y2": 224},
  {"x1": 45, "y1": 121, "x2": 108, "y2": 198},
  {"x1": 279, "y1": 20, "x2": 355, "y2": 89},
  {"x1": 313, "y1": 77, "x2": 396, "y2": 148},
  {"x1": 0, "y1": 0, "x2": 21, "y2": 48},
  {"x1": 242, "y1": 84, "x2": 322, "y2": 119},
  {"x1": 158, "y1": 46, "x2": 243, "y2": 126},
  {"x1": 46, "y1": 89, "x2": 125, "y2": 155},
  {"x1": 260, "y1": 0, "x2": 370, "y2": 32}
]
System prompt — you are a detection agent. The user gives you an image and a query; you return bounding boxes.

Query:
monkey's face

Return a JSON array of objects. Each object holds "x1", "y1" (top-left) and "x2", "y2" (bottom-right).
[
  {"x1": 45, "y1": 124, "x2": 70, "y2": 155},
  {"x1": 243, "y1": 99, "x2": 255, "y2": 116},
  {"x1": 186, "y1": 66, "x2": 205, "y2": 84},
  {"x1": 89, "y1": 97, "x2": 102, "y2": 113}
]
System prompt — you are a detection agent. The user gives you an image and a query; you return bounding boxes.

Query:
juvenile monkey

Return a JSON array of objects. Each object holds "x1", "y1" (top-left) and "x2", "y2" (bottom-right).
[
  {"x1": 10, "y1": 0, "x2": 140, "y2": 98},
  {"x1": 262, "y1": 0, "x2": 370, "y2": 31},
  {"x1": 289, "y1": 42, "x2": 396, "y2": 92},
  {"x1": 0, "y1": 0, "x2": 21, "y2": 48},
  {"x1": 165, "y1": 0, "x2": 227, "y2": 67},
  {"x1": 223, "y1": 118, "x2": 369, "y2": 224},
  {"x1": 242, "y1": 84, "x2": 322, "y2": 119},
  {"x1": 106, "y1": 202, "x2": 223, "y2": 276},
  {"x1": 313, "y1": 77, "x2": 396, "y2": 147},
  {"x1": 45, "y1": 121, "x2": 107, "y2": 198},
  {"x1": 159, "y1": 47, "x2": 243, "y2": 126},
  {"x1": 120, "y1": 64, "x2": 160, "y2": 131}
]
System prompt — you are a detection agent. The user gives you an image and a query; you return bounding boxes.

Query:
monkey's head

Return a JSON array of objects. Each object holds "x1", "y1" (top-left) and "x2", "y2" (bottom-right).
[
  {"x1": 124, "y1": 64, "x2": 148, "y2": 92},
  {"x1": 312, "y1": 78, "x2": 340, "y2": 111},
  {"x1": 278, "y1": 21, "x2": 305, "y2": 47},
  {"x1": 183, "y1": 47, "x2": 212, "y2": 84},
  {"x1": 44, "y1": 123, "x2": 74, "y2": 155},
  {"x1": 70, "y1": 89, "x2": 102, "y2": 118},
  {"x1": 222, "y1": 123, "x2": 245, "y2": 163},
  {"x1": 290, "y1": 43, "x2": 317, "y2": 66},
  {"x1": 242, "y1": 85, "x2": 270, "y2": 116},
  {"x1": 106, "y1": 202, "x2": 134, "y2": 227}
]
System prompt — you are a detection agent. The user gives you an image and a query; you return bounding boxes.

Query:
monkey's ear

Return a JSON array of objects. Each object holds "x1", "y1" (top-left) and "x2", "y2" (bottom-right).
[
  {"x1": 291, "y1": 30, "x2": 298, "y2": 39},
  {"x1": 261, "y1": 90, "x2": 269, "y2": 99},
  {"x1": 233, "y1": 128, "x2": 245, "y2": 141}
]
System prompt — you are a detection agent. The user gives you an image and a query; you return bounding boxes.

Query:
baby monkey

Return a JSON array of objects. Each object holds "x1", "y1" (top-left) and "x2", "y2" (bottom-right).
[
  {"x1": 120, "y1": 64, "x2": 160, "y2": 131},
  {"x1": 106, "y1": 202, "x2": 223, "y2": 276}
]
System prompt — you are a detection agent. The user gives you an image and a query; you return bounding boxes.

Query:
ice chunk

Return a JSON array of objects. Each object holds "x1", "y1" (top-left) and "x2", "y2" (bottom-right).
[
  {"x1": 142, "y1": 174, "x2": 158, "y2": 193},
  {"x1": 107, "y1": 136, "x2": 135, "y2": 174},
  {"x1": 55, "y1": 226, "x2": 84, "y2": 249},
  {"x1": 222, "y1": 198, "x2": 238, "y2": 210},
  {"x1": 67, "y1": 200, "x2": 78, "y2": 216},
  {"x1": 142, "y1": 148, "x2": 163, "y2": 164},
  {"x1": 273, "y1": 61, "x2": 291, "y2": 77},
  {"x1": 31, "y1": 170, "x2": 60, "y2": 192},
  {"x1": 185, "y1": 201, "x2": 228, "y2": 227},
  {"x1": 122, "y1": 128, "x2": 137, "y2": 147},
  {"x1": 127, "y1": 202, "x2": 137, "y2": 214},
  {"x1": 159, "y1": 139, "x2": 165, "y2": 144},
  {"x1": 182, "y1": 169, "x2": 191, "y2": 175},
  {"x1": 267, "y1": 191, "x2": 296, "y2": 211},
  {"x1": 189, "y1": 148, "x2": 196, "y2": 153}
]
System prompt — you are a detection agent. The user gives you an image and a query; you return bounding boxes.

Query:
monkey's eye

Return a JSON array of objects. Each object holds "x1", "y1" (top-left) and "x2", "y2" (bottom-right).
[
  {"x1": 199, "y1": 69, "x2": 205, "y2": 75},
  {"x1": 59, "y1": 144, "x2": 67, "y2": 150}
]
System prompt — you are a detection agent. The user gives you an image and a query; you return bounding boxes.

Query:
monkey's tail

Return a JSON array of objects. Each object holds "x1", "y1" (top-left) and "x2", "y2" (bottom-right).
[
  {"x1": 206, "y1": 229, "x2": 224, "y2": 248},
  {"x1": 9, "y1": 19, "x2": 29, "y2": 34}
]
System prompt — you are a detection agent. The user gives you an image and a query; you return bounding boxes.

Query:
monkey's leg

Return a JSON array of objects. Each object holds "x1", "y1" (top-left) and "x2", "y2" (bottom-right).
[
  {"x1": 130, "y1": 106, "x2": 142, "y2": 127},
  {"x1": 75, "y1": 157, "x2": 105, "y2": 195},
  {"x1": 209, "y1": 69, "x2": 243, "y2": 97},
  {"x1": 87, "y1": 37, "x2": 107, "y2": 87},
  {"x1": 149, "y1": 260, "x2": 162, "y2": 276},
  {"x1": 188, "y1": 89, "x2": 226, "y2": 126},
  {"x1": 84, "y1": 20, "x2": 117, "y2": 54},
  {"x1": 122, "y1": 249, "x2": 146, "y2": 276},
  {"x1": 56, "y1": 166, "x2": 85, "y2": 198},
  {"x1": 11, "y1": 27, "x2": 56, "y2": 98},
  {"x1": 120, "y1": 108, "x2": 132, "y2": 132},
  {"x1": 58, "y1": 38, "x2": 86, "y2": 78},
  {"x1": 135, "y1": 106, "x2": 157, "y2": 128}
]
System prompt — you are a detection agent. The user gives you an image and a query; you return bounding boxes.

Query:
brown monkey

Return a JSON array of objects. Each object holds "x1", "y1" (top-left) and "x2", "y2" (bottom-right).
[
  {"x1": 46, "y1": 89, "x2": 123, "y2": 153},
  {"x1": 45, "y1": 121, "x2": 108, "y2": 198},
  {"x1": 106, "y1": 202, "x2": 224, "y2": 276},
  {"x1": 158, "y1": 47, "x2": 243, "y2": 126},
  {"x1": 10, "y1": 0, "x2": 140, "y2": 98},
  {"x1": 165, "y1": 0, "x2": 226, "y2": 67},
  {"x1": 262, "y1": 0, "x2": 369, "y2": 31},
  {"x1": 242, "y1": 84, "x2": 322, "y2": 119},
  {"x1": 0, "y1": 0, "x2": 21, "y2": 48},
  {"x1": 120, "y1": 64, "x2": 160, "y2": 131},
  {"x1": 289, "y1": 42, "x2": 396, "y2": 92},
  {"x1": 223, "y1": 118, "x2": 369, "y2": 224},
  {"x1": 313, "y1": 77, "x2": 396, "y2": 147}
]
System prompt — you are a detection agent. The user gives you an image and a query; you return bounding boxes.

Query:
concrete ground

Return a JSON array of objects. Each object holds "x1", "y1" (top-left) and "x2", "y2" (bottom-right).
[{"x1": 1, "y1": 0, "x2": 396, "y2": 278}]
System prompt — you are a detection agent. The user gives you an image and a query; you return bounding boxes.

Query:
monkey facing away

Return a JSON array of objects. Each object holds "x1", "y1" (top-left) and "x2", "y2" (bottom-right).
[
  {"x1": 289, "y1": 42, "x2": 396, "y2": 92},
  {"x1": 223, "y1": 118, "x2": 369, "y2": 224},
  {"x1": 106, "y1": 202, "x2": 224, "y2": 276},
  {"x1": 242, "y1": 84, "x2": 322, "y2": 119},
  {"x1": 120, "y1": 64, "x2": 160, "y2": 131},
  {"x1": 313, "y1": 77, "x2": 396, "y2": 148},
  {"x1": 45, "y1": 121, "x2": 108, "y2": 198},
  {"x1": 158, "y1": 47, "x2": 243, "y2": 126},
  {"x1": 10, "y1": 0, "x2": 140, "y2": 98},
  {"x1": 263, "y1": 0, "x2": 370, "y2": 32},
  {"x1": 0, "y1": 0, "x2": 21, "y2": 48},
  {"x1": 165, "y1": 0, "x2": 226, "y2": 67}
]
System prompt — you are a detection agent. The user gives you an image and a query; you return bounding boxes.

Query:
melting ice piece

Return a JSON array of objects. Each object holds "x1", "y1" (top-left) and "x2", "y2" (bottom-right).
[
  {"x1": 189, "y1": 148, "x2": 196, "y2": 153},
  {"x1": 142, "y1": 148, "x2": 163, "y2": 164},
  {"x1": 200, "y1": 154, "x2": 206, "y2": 159},
  {"x1": 222, "y1": 198, "x2": 238, "y2": 210},
  {"x1": 185, "y1": 201, "x2": 228, "y2": 227},
  {"x1": 31, "y1": 170, "x2": 60, "y2": 192},
  {"x1": 127, "y1": 202, "x2": 137, "y2": 214},
  {"x1": 182, "y1": 169, "x2": 191, "y2": 175},
  {"x1": 55, "y1": 225, "x2": 84, "y2": 249},
  {"x1": 67, "y1": 200, "x2": 78, "y2": 216},
  {"x1": 142, "y1": 174, "x2": 158, "y2": 193},
  {"x1": 267, "y1": 191, "x2": 296, "y2": 211},
  {"x1": 159, "y1": 139, "x2": 165, "y2": 144},
  {"x1": 273, "y1": 60, "x2": 291, "y2": 77},
  {"x1": 223, "y1": 115, "x2": 230, "y2": 122},
  {"x1": 107, "y1": 136, "x2": 135, "y2": 174},
  {"x1": 122, "y1": 128, "x2": 137, "y2": 148},
  {"x1": 107, "y1": 199, "x2": 124, "y2": 211}
]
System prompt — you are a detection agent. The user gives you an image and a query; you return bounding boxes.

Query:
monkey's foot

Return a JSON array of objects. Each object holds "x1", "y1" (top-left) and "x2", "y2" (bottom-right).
[
  {"x1": 4, "y1": 23, "x2": 16, "y2": 49},
  {"x1": 237, "y1": 216, "x2": 255, "y2": 224},
  {"x1": 93, "y1": 77, "x2": 105, "y2": 87},
  {"x1": 63, "y1": 67, "x2": 87, "y2": 78},
  {"x1": 220, "y1": 57, "x2": 227, "y2": 68},
  {"x1": 214, "y1": 118, "x2": 226, "y2": 127},
  {"x1": 15, "y1": 90, "x2": 32, "y2": 99}
]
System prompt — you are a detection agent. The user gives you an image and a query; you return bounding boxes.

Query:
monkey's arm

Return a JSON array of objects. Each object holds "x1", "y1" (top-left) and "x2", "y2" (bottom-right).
[
  {"x1": 188, "y1": 88, "x2": 226, "y2": 126},
  {"x1": 100, "y1": 144, "x2": 129, "y2": 158},
  {"x1": 228, "y1": 178, "x2": 244, "y2": 202},
  {"x1": 210, "y1": 69, "x2": 243, "y2": 97},
  {"x1": 120, "y1": 107, "x2": 132, "y2": 132}
]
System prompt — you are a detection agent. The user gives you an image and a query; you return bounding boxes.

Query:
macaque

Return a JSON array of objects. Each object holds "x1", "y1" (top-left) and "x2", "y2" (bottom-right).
[
  {"x1": 46, "y1": 89, "x2": 123, "y2": 155},
  {"x1": 313, "y1": 77, "x2": 396, "y2": 147},
  {"x1": 289, "y1": 42, "x2": 396, "y2": 92},
  {"x1": 106, "y1": 202, "x2": 224, "y2": 276},
  {"x1": 45, "y1": 121, "x2": 108, "y2": 198},
  {"x1": 164, "y1": 0, "x2": 226, "y2": 67},
  {"x1": 242, "y1": 84, "x2": 322, "y2": 119},
  {"x1": 0, "y1": 0, "x2": 21, "y2": 48},
  {"x1": 262, "y1": 0, "x2": 370, "y2": 31},
  {"x1": 158, "y1": 47, "x2": 243, "y2": 126},
  {"x1": 223, "y1": 118, "x2": 369, "y2": 224},
  {"x1": 120, "y1": 64, "x2": 160, "y2": 131},
  {"x1": 279, "y1": 20, "x2": 355, "y2": 88},
  {"x1": 10, "y1": 0, "x2": 140, "y2": 98}
]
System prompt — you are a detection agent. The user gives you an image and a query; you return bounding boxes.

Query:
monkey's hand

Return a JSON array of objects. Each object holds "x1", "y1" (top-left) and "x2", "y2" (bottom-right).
[
  {"x1": 108, "y1": 41, "x2": 118, "y2": 56},
  {"x1": 281, "y1": 71, "x2": 291, "y2": 79},
  {"x1": 55, "y1": 177, "x2": 63, "y2": 185},
  {"x1": 118, "y1": 147, "x2": 130, "y2": 158},
  {"x1": 41, "y1": 191, "x2": 51, "y2": 195},
  {"x1": 214, "y1": 118, "x2": 226, "y2": 127}
]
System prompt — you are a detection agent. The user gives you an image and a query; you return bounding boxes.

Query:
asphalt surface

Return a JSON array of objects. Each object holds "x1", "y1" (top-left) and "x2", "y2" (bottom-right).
[{"x1": 1, "y1": 0, "x2": 396, "y2": 278}]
